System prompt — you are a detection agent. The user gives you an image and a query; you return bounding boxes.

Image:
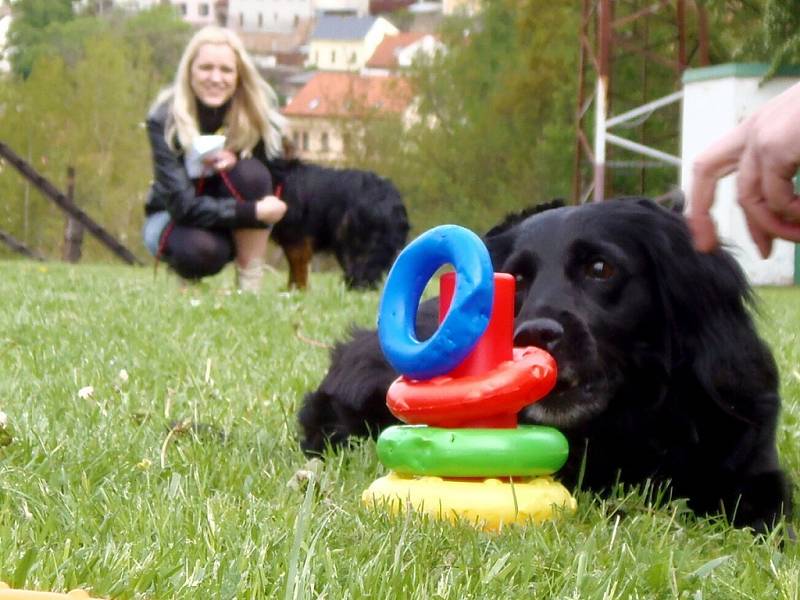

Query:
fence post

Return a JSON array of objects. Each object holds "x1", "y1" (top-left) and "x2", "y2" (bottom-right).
[{"x1": 61, "y1": 166, "x2": 84, "y2": 263}]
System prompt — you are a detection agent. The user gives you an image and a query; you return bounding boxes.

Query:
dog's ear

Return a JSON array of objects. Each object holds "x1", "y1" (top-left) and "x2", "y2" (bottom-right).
[
  {"x1": 484, "y1": 198, "x2": 566, "y2": 239},
  {"x1": 483, "y1": 199, "x2": 565, "y2": 269}
]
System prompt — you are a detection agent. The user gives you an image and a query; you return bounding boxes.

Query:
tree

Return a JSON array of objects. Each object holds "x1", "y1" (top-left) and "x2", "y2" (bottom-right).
[
  {"x1": 7, "y1": 0, "x2": 75, "y2": 77},
  {"x1": 342, "y1": 0, "x2": 580, "y2": 233}
]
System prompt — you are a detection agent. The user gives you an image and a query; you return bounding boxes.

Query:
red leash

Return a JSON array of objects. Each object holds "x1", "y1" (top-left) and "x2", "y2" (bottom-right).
[{"x1": 154, "y1": 170, "x2": 282, "y2": 274}]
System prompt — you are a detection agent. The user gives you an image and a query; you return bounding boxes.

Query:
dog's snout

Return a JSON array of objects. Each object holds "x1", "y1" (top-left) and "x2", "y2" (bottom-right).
[{"x1": 514, "y1": 318, "x2": 564, "y2": 352}]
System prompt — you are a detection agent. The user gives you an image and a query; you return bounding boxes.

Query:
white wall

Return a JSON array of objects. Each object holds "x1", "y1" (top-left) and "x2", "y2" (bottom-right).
[
  {"x1": 0, "y1": 14, "x2": 11, "y2": 73},
  {"x1": 681, "y1": 64, "x2": 799, "y2": 285},
  {"x1": 228, "y1": 0, "x2": 314, "y2": 33}
]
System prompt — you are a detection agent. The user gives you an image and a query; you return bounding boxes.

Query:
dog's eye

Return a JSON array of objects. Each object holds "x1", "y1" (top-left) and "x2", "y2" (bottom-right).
[{"x1": 585, "y1": 259, "x2": 615, "y2": 280}]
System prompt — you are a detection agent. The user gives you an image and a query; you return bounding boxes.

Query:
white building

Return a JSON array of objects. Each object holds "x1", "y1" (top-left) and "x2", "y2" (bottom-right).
[
  {"x1": 171, "y1": 0, "x2": 223, "y2": 26},
  {"x1": 0, "y1": 12, "x2": 11, "y2": 74},
  {"x1": 228, "y1": 0, "x2": 314, "y2": 34},
  {"x1": 307, "y1": 15, "x2": 398, "y2": 72}
]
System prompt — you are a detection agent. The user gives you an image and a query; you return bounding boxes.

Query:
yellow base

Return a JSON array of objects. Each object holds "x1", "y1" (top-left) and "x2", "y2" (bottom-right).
[
  {"x1": 0, "y1": 583, "x2": 106, "y2": 599},
  {"x1": 362, "y1": 472, "x2": 576, "y2": 531}
]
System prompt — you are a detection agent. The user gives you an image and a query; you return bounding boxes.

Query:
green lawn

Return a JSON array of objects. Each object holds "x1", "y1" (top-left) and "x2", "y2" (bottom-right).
[{"x1": 0, "y1": 260, "x2": 798, "y2": 599}]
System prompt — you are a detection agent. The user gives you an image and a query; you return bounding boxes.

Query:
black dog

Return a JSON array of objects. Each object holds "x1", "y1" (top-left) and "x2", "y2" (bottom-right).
[
  {"x1": 298, "y1": 198, "x2": 793, "y2": 533},
  {"x1": 269, "y1": 159, "x2": 409, "y2": 289}
]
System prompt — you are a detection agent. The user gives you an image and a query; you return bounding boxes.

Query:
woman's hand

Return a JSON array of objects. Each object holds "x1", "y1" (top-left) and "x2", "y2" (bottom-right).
[
  {"x1": 255, "y1": 195, "x2": 287, "y2": 224},
  {"x1": 204, "y1": 149, "x2": 238, "y2": 172}
]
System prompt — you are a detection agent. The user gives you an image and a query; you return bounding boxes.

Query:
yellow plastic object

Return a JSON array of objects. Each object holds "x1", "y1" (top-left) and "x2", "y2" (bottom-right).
[
  {"x1": 0, "y1": 583, "x2": 106, "y2": 599},
  {"x1": 362, "y1": 471, "x2": 577, "y2": 531}
]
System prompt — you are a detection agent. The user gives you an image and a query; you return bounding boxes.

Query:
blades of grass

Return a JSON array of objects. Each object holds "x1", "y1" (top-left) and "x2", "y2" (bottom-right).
[
  {"x1": 284, "y1": 477, "x2": 316, "y2": 600},
  {"x1": 12, "y1": 547, "x2": 36, "y2": 588}
]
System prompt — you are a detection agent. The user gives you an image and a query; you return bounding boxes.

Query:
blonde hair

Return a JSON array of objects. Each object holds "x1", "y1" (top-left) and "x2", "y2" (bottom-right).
[{"x1": 153, "y1": 26, "x2": 285, "y2": 157}]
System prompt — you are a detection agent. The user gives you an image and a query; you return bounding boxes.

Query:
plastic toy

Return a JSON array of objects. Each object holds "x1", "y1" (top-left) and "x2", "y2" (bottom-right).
[
  {"x1": 378, "y1": 225, "x2": 494, "y2": 380},
  {"x1": 364, "y1": 473, "x2": 576, "y2": 530},
  {"x1": 0, "y1": 582, "x2": 106, "y2": 599},
  {"x1": 376, "y1": 424, "x2": 569, "y2": 477},
  {"x1": 363, "y1": 224, "x2": 577, "y2": 530}
]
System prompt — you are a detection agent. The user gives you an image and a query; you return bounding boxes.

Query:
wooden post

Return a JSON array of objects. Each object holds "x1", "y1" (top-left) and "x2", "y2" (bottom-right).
[
  {"x1": 0, "y1": 141, "x2": 142, "y2": 265},
  {"x1": 61, "y1": 166, "x2": 85, "y2": 263}
]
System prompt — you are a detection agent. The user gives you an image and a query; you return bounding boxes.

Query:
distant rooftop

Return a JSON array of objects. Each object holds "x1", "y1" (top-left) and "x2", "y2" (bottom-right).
[
  {"x1": 366, "y1": 32, "x2": 428, "y2": 69},
  {"x1": 310, "y1": 15, "x2": 379, "y2": 41},
  {"x1": 283, "y1": 71, "x2": 413, "y2": 117}
]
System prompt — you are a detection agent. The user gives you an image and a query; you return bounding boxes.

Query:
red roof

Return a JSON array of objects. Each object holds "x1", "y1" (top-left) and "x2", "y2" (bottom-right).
[
  {"x1": 366, "y1": 32, "x2": 428, "y2": 69},
  {"x1": 282, "y1": 72, "x2": 413, "y2": 118}
]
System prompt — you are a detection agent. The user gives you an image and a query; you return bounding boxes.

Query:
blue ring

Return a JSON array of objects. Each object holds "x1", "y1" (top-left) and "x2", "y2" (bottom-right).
[{"x1": 377, "y1": 224, "x2": 494, "y2": 380}]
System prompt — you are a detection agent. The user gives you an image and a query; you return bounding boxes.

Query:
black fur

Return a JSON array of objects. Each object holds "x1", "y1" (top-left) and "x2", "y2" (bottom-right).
[
  {"x1": 269, "y1": 159, "x2": 410, "y2": 289},
  {"x1": 298, "y1": 198, "x2": 793, "y2": 532}
]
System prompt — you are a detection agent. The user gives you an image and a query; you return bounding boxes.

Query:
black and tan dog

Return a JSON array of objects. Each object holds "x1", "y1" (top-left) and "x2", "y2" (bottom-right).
[
  {"x1": 298, "y1": 198, "x2": 793, "y2": 533},
  {"x1": 269, "y1": 159, "x2": 409, "y2": 289}
]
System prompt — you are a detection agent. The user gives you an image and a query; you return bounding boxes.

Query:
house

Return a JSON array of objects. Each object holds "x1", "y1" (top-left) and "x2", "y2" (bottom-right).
[
  {"x1": 363, "y1": 31, "x2": 442, "y2": 75},
  {"x1": 0, "y1": 8, "x2": 11, "y2": 74},
  {"x1": 307, "y1": 15, "x2": 398, "y2": 72},
  {"x1": 282, "y1": 71, "x2": 412, "y2": 161},
  {"x1": 168, "y1": 0, "x2": 225, "y2": 26},
  {"x1": 227, "y1": 0, "x2": 314, "y2": 33},
  {"x1": 72, "y1": 1, "x2": 225, "y2": 26}
]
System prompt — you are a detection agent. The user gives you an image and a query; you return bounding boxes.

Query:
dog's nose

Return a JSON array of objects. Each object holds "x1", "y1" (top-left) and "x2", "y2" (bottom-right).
[{"x1": 514, "y1": 318, "x2": 564, "y2": 352}]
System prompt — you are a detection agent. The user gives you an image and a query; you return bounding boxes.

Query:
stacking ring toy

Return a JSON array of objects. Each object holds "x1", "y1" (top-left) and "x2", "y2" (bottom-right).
[
  {"x1": 386, "y1": 347, "x2": 557, "y2": 427},
  {"x1": 377, "y1": 225, "x2": 494, "y2": 380},
  {"x1": 363, "y1": 473, "x2": 577, "y2": 531},
  {"x1": 376, "y1": 424, "x2": 569, "y2": 477}
]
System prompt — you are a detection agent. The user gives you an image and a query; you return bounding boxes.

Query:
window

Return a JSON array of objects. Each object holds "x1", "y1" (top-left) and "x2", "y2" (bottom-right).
[
  {"x1": 292, "y1": 132, "x2": 300, "y2": 147},
  {"x1": 350, "y1": 52, "x2": 357, "y2": 64},
  {"x1": 301, "y1": 132, "x2": 309, "y2": 151},
  {"x1": 177, "y1": 3, "x2": 187, "y2": 15},
  {"x1": 320, "y1": 132, "x2": 329, "y2": 153},
  {"x1": 198, "y1": 3, "x2": 209, "y2": 16},
  {"x1": 331, "y1": 50, "x2": 336, "y2": 64},
  {"x1": 258, "y1": 13, "x2": 263, "y2": 27},
  {"x1": 239, "y1": 13, "x2": 244, "y2": 27}
]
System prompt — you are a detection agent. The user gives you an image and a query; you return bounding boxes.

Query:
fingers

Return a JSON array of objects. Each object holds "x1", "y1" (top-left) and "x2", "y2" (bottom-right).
[
  {"x1": 689, "y1": 122, "x2": 750, "y2": 213},
  {"x1": 685, "y1": 212, "x2": 719, "y2": 253},
  {"x1": 687, "y1": 122, "x2": 750, "y2": 252}
]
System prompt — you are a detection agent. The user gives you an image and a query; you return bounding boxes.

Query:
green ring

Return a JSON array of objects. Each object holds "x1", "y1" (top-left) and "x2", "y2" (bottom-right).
[{"x1": 376, "y1": 425, "x2": 569, "y2": 478}]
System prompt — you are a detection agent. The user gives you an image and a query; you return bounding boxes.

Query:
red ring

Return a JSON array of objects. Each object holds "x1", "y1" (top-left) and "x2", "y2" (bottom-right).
[{"x1": 386, "y1": 347, "x2": 557, "y2": 428}]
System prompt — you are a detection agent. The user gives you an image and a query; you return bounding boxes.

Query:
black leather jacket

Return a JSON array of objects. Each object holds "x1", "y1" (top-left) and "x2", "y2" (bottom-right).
[{"x1": 144, "y1": 100, "x2": 266, "y2": 229}]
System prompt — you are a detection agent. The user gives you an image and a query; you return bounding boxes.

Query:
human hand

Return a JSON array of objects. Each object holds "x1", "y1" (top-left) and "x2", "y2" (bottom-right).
[
  {"x1": 255, "y1": 195, "x2": 287, "y2": 224},
  {"x1": 687, "y1": 81, "x2": 800, "y2": 258},
  {"x1": 204, "y1": 149, "x2": 238, "y2": 172}
]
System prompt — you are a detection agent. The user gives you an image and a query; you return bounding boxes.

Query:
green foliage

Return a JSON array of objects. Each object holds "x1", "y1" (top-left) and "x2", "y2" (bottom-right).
[
  {"x1": 0, "y1": 262, "x2": 798, "y2": 598},
  {"x1": 7, "y1": 0, "x2": 76, "y2": 78},
  {"x1": 764, "y1": 0, "x2": 800, "y2": 73},
  {"x1": 342, "y1": 0, "x2": 580, "y2": 234},
  {"x1": 0, "y1": 6, "x2": 188, "y2": 262}
]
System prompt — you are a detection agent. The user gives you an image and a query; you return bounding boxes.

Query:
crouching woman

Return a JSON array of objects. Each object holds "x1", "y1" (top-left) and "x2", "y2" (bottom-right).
[{"x1": 142, "y1": 25, "x2": 286, "y2": 292}]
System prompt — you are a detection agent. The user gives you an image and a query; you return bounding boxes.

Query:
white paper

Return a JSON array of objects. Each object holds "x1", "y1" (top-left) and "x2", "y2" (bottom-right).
[{"x1": 184, "y1": 134, "x2": 226, "y2": 179}]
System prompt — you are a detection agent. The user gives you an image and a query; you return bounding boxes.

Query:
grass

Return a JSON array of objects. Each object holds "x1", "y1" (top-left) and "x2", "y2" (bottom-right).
[{"x1": 0, "y1": 259, "x2": 798, "y2": 599}]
